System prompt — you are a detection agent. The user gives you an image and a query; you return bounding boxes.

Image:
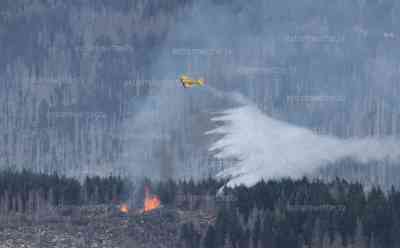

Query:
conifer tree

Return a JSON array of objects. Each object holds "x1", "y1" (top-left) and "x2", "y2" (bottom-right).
[{"x1": 204, "y1": 226, "x2": 217, "y2": 248}]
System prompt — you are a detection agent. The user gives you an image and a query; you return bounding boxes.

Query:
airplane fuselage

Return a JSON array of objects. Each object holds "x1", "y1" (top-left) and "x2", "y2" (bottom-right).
[{"x1": 180, "y1": 75, "x2": 204, "y2": 88}]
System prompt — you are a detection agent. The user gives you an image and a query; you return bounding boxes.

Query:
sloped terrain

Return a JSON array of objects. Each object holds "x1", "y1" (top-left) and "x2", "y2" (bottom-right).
[{"x1": 0, "y1": 206, "x2": 214, "y2": 248}]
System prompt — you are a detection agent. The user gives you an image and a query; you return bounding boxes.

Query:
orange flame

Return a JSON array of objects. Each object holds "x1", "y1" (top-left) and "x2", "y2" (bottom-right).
[
  {"x1": 143, "y1": 186, "x2": 160, "y2": 212},
  {"x1": 120, "y1": 203, "x2": 129, "y2": 214}
]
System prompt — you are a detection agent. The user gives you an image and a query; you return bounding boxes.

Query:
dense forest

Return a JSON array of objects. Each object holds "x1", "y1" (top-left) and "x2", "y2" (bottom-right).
[
  {"x1": 2, "y1": 1, "x2": 400, "y2": 247},
  {"x1": 181, "y1": 178, "x2": 400, "y2": 248},
  {"x1": 1, "y1": 169, "x2": 400, "y2": 247},
  {"x1": 1, "y1": 0, "x2": 400, "y2": 185},
  {"x1": 0, "y1": 169, "x2": 129, "y2": 213}
]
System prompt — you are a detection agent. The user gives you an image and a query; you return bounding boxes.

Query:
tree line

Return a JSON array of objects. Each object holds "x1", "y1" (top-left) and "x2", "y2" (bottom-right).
[
  {"x1": 0, "y1": 169, "x2": 129, "y2": 213},
  {"x1": 181, "y1": 177, "x2": 400, "y2": 248},
  {"x1": 2, "y1": 169, "x2": 400, "y2": 247}
]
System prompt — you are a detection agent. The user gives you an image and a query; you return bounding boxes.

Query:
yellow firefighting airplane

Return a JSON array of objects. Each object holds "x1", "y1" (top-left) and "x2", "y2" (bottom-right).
[{"x1": 180, "y1": 75, "x2": 205, "y2": 88}]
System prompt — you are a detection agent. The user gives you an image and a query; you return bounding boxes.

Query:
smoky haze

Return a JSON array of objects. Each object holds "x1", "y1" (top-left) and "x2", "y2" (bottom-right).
[
  {"x1": 120, "y1": 0, "x2": 400, "y2": 184},
  {"x1": 1, "y1": 1, "x2": 400, "y2": 187},
  {"x1": 121, "y1": 0, "x2": 400, "y2": 185}
]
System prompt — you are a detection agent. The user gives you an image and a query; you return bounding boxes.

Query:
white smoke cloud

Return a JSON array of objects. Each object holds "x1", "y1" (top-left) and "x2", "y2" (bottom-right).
[{"x1": 207, "y1": 98, "x2": 400, "y2": 187}]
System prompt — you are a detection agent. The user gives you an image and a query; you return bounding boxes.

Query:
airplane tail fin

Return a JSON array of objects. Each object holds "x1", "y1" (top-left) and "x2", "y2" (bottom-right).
[{"x1": 197, "y1": 79, "x2": 205, "y2": 85}]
